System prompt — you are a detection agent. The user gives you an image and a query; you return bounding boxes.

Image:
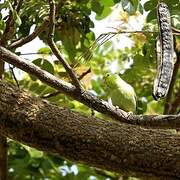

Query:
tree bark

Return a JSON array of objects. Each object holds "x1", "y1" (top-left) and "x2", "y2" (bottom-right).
[
  {"x1": 0, "y1": 81, "x2": 179, "y2": 179},
  {"x1": 0, "y1": 60, "x2": 7, "y2": 180}
]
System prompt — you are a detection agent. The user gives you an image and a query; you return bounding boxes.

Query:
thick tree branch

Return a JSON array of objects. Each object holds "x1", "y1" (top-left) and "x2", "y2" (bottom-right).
[
  {"x1": 0, "y1": 81, "x2": 179, "y2": 179},
  {"x1": 47, "y1": 0, "x2": 82, "y2": 90},
  {"x1": 0, "y1": 46, "x2": 180, "y2": 129}
]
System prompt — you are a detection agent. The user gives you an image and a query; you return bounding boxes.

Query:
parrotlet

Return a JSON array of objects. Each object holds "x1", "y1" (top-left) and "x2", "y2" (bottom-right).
[{"x1": 104, "y1": 74, "x2": 137, "y2": 112}]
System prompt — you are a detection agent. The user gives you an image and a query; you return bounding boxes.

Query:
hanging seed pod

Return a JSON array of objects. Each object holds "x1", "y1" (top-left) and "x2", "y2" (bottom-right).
[{"x1": 153, "y1": 2, "x2": 175, "y2": 101}]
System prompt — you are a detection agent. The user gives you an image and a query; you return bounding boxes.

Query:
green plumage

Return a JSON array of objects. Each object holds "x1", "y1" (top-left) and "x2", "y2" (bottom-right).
[{"x1": 104, "y1": 74, "x2": 137, "y2": 112}]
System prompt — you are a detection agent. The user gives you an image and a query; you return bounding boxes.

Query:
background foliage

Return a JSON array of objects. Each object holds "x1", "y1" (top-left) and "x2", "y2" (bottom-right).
[{"x1": 0, "y1": 0, "x2": 180, "y2": 179}]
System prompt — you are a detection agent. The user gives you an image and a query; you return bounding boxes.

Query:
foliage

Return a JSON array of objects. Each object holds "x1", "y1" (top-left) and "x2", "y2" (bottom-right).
[{"x1": 1, "y1": 0, "x2": 180, "y2": 179}]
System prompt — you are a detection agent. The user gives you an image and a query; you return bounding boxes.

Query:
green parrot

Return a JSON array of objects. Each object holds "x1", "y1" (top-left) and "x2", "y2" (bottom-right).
[{"x1": 104, "y1": 73, "x2": 137, "y2": 112}]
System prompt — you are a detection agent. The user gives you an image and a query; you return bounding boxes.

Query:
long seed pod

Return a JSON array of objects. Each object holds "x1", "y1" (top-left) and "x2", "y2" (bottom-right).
[{"x1": 153, "y1": 2, "x2": 175, "y2": 101}]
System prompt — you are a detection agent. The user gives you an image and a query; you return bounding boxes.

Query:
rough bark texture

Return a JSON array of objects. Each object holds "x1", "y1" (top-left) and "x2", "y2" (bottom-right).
[
  {"x1": 0, "y1": 59, "x2": 7, "y2": 180},
  {"x1": 0, "y1": 81, "x2": 180, "y2": 179}
]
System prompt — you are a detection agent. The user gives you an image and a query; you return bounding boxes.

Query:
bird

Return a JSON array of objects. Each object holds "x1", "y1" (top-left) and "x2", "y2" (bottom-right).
[{"x1": 104, "y1": 73, "x2": 137, "y2": 112}]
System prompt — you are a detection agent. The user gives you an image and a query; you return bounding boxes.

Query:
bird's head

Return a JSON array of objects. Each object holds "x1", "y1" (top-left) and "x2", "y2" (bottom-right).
[{"x1": 103, "y1": 73, "x2": 120, "y2": 88}]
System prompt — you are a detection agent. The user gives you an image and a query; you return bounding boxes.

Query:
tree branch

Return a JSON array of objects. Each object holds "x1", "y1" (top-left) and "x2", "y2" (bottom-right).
[
  {"x1": 78, "y1": 68, "x2": 91, "y2": 81},
  {"x1": 9, "y1": 21, "x2": 48, "y2": 49},
  {"x1": 9, "y1": 65, "x2": 20, "y2": 88},
  {"x1": 0, "y1": 0, "x2": 24, "y2": 78},
  {"x1": 41, "y1": 90, "x2": 61, "y2": 99},
  {"x1": 172, "y1": 26, "x2": 180, "y2": 35},
  {"x1": 0, "y1": 0, "x2": 22, "y2": 45},
  {"x1": 16, "y1": 0, "x2": 23, "y2": 13},
  {"x1": 170, "y1": 89, "x2": 180, "y2": 114},
  {"x1": 0, "y1": 81, "x2": 179, "y2": 179},
  {"x1": 41, "y1": 68, "x2": 91, "y2": 99},
  {"x1": 0, "y1": 13, "x2": 14, "y2": 45},
  {"x1": 0, "y1": 46, "x2": 180, "y2": 129},
  {"x1": 164, "y1": 49, "x2": 180, "y2": 114},
  {"x1": 47, "y1": 0, "x2": 82, "y2": 90}
]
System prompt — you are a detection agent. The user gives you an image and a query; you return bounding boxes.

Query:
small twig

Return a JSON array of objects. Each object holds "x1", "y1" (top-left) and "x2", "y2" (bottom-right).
[
  {"x1": 172, "y1": 26, "x2": 180, "y2": 34},
  {"x1": 93, "y1": 167, "x2": 120, "y2": 180},
  {"x1": 164, "y1": 50, "x2": 180, "y2": 114},
  {"x1": 78, "y1": 68, "x2": 91, "y2": 80},
  {"x1": 119, "y1": 176, "x2": 129, "y2": 180},
  {"x1": 16, "y1": 0, "x2": 23, "y2": 13},
  {"x1": 9, "y1": 21, "x2": 48, "y2": 49},
  {"x1": 20, "y1": 53, "x2": 51, "y2": 56},
  {"x1": 9, "y1": 65, "x2": 20, "y2": 88},
  {"x1": 47, "y1": 0, "x2": 82, "y2": 91},
  {"x1": 41, "y1": 91, "x2": 61, "y2": 99},
  {"x1": 48, "y1": 0, "x2": 55, "y2": 39}
]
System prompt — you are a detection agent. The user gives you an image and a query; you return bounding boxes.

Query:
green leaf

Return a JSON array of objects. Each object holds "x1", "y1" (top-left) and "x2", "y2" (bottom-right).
[
  {"x1": 113, "y1": 0, "x2": 121, "y2": 3},
  {"x1": 138, "y1": 3, "x2": 144, "y2": 14},
  {"x1": 13, "y1": 10, "x2": 22, "y2": 26},
  {"x1": 146, "y1": 100, "x2": 164, "y2": 114},
  {"x1": 163, "y1": 0, "x2": 179, "y2": 8},
  {"x1": 32, "y1": 58, "x2": 55, "y2": 75},
  {"x1": 0, "y1": 20, "x2": 6, "y2": 34},
  {"x1": 143, "y1": 0, "x2": 157, "y2": 11},
  {"x1": 23, "y1": 145, "x2": 43, "y2": 158},
  {"x1": 100, "y1": 0, "x2": 115, "y2": 6},
  {"x1": 18, "y1": 16, "x2": 32, "y2": 37},
  {"x1": 137, "y1": 98, "x2": 147, "y2": 114},
  {"x1": 30, "y1": 58, "x2": 54, "y2": 81},
  {"x1": 94, "y1": 0, "x2": 115, "y2": 19},
  {"x1": 91, "y1": 1, "x2": 104, "y2": 15},
  {"x1": 146, "y1": 8, "x2": 157, "y2": 22},
  {"x1": 95, "y1": 6, "x2": 112, "y2": 20},
  {"x1": 130, "y1": 0, "x2": 139, "y2": 11},
  {"x1": 38, "y1": 47, "x2": 52, "y2": 54}
]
